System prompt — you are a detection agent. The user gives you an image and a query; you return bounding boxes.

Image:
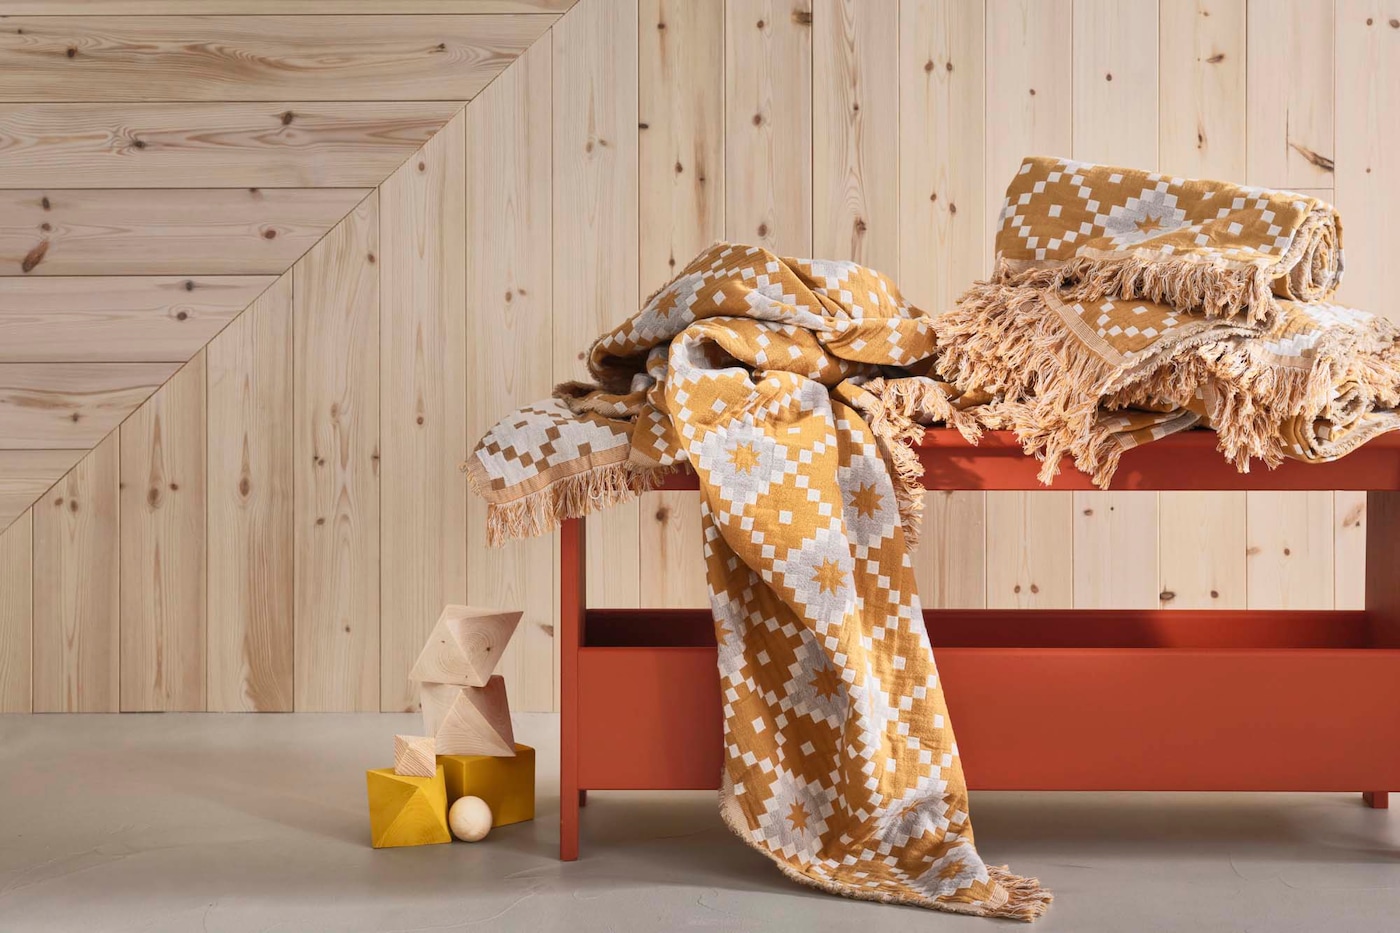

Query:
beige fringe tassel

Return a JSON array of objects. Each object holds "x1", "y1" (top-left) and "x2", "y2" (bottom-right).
[{"x1": 465, "y1": 459, "x2": 668, "y2": 547}]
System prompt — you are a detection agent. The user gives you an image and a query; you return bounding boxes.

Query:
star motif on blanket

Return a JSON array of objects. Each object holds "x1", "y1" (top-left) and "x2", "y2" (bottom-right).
[
  {"x1": 654, "y1": 289, "x2": 679, "y2": 317},
  {"x1": 786, "y1": 802, "x2": 811, "y2": 833},
  {"x1": 848, "y1": 482, "x2": 883, "y2": 519},
  {"x1": 812, "y1": 558, "x2": 844, "y2": 595},
  {"x1": 1135, "y1": 214, "x2": 1164, "y2": 235},
  {"x1": 729, "y1": 442, "x2": 760, "y2": 473},
  {"x1": 809, "y1": 666, "x2": 843, "y2": 702}
]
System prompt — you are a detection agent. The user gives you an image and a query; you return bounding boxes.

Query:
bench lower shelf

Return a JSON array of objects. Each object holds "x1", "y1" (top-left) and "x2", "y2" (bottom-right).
[{"x1": 574, "y1": 609, "x2": 1400, "y2": 794}]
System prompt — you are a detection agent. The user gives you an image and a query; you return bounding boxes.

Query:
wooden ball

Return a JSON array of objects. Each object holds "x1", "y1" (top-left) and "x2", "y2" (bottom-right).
[{"x1": 448, "y1": 795, "x2": 493, "y2": 842}]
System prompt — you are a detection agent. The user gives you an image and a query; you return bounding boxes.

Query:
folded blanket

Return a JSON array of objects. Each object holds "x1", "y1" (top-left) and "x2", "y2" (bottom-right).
[
  {"x1": 467, "y1": 243, "x2": 1050, "y2": 920},
  {"x1": 994, "y1": 156, "x2": 1343, "y2": 323},
  {"x1": 941, "y1": 158, "x2": 1399, "y2": 486}
]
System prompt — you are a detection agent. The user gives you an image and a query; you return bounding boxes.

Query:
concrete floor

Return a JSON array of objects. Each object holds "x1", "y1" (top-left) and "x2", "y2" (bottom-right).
[{"x1": 1, "y1": 714, "x2": 1397, "y2": 933}]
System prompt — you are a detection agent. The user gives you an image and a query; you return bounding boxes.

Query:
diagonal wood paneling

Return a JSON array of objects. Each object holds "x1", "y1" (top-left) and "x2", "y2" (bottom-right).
[
  {"x1": 0, "y1": 450, "x2": 84, "y2": 529},
  {"x1": 0, "y1": 277, "x2": 274, "y2": 362},
  {"x1": 0, "y1": 189, "x2": 369, "y2": 276},
  {"x1": 0, "y1": 362, "x2": 180, "y2": 449},
  {"x1": 0, "y1": 102, "x2": 464, "y2": 188},
  {"x1": 0, "y1": 15, "x2": 554, "y2": 102}
]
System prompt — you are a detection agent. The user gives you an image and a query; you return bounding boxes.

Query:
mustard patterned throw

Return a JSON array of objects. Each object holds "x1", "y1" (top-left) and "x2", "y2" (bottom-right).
[
  {"x1": 994, "y1": 156, "x2": 1343, "y2": 323},
  {"x1": 466, "y1": 243, "x2": 1050, "y2": 920},
  {"x1": 939, "y1": 158, "x2": 1400, "y2": 486}
]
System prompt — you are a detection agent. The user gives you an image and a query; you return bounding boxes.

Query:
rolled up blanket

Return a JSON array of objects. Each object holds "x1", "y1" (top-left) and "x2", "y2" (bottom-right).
[{"x1": 993, "y1": 156, "x2": 1344, "y2": 324}]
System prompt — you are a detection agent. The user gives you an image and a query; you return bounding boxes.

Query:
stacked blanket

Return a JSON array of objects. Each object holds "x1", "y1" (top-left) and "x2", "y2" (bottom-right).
[
  {"x1": 468, "y1": 244, "x2": 1046, "y2": 920},
  {"x1": 938, "y1": 156, "x2": 1400, "y2": 484}
]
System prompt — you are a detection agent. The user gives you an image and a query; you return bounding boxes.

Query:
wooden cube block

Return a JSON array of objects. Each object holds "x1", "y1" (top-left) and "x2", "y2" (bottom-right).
[
  {"x1": 420, "y1": 675, "x2": 515, "y2": 756},
  {"x1": 440, "y1": 744, "x2": 536, "y2": 828},
  {"x1": 393, "y1": 734, "x2": 436, "y2": 778},
  {"x1": 410, "y1": 605, "x2": 522, "y2": 687},
  {"x1": 365, "y1": 765, "x2": 451, "y2": 848}
]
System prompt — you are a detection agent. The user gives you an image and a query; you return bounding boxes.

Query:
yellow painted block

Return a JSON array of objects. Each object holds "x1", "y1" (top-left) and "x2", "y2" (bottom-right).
[
  {"x1": 366, "y1": 764, "x2": 451, "y2": 848},
  {"x1": 439, "y1": 743, "x2": 535, "y2": 828}
]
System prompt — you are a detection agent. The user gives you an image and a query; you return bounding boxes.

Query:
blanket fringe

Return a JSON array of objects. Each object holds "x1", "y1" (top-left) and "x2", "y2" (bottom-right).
[{"x1": 472, "y1": 459, "x2": 668, "y2": 547}]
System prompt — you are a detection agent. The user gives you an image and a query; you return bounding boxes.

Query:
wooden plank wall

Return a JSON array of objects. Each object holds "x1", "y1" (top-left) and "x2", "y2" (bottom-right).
[{"x1": 1, "y1": 0, "x2": 1398, "y2": 713}]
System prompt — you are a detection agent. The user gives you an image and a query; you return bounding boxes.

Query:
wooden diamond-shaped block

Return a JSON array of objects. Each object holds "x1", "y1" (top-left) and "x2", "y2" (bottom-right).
[
  {"x1": 410, "y1": 605, "x2": 522, "y2": 687},
  {"x1": 366, "y1": 765, "x2": 450, "y2": 849},
  {"x1": 393, "y1": 734, "x2": 436, "y2": 778},
  {"x1": 420, "y1": 675, "x2": 515, "y2": 757},
  {"x1": 440, "y1": 744, "x2": 536, "y2": 828}
]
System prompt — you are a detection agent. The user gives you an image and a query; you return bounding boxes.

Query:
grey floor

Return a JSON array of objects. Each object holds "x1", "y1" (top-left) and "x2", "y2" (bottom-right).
[{"x1": 1, "y1": 714, "x2": 1397, "y2": 933}]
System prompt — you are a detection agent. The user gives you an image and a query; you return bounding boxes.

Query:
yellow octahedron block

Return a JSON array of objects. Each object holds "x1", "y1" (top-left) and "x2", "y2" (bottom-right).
[
  {"x1": 366, "y1": 764, "x2": 451, "y2": 848},
  {"x1": 439, "y1": 744, "x2": 536, "y2": 828}
]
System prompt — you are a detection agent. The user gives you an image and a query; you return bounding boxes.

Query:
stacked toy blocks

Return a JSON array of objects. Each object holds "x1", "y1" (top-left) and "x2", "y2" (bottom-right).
[{"x1": 366, "y1": 605, "x2": 535, "y2": 847}]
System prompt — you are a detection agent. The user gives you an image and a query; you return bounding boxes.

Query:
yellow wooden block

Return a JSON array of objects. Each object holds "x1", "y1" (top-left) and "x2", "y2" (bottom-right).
[
  {"x1": 439, "y1": 744, "x2": 535, "y2": 828},
  {"x1": 366, "y1": 764, "x2": 451, "y2": 848}
]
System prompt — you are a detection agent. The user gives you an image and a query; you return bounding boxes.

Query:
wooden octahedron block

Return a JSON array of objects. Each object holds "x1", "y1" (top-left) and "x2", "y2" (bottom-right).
[
  {"x1": 393, "y1": 734, "x2": 436, "y2": 778},
  {"x1": 366, "y1": 765, "x2": 451, "y2": 848},
  {"x1": 440, "y1": 744, "x2": 536, "y2": 828},
  {"x1": 420, "y1": 675, "x2": 516, "y2": 757},
  {"x1": 410, "y1": 605, "x2": 522, "y2": 687}
]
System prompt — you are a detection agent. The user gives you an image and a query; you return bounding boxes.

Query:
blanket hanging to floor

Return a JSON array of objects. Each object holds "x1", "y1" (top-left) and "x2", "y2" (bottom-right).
[
  {"x1": 938, "y1": 157, "x2": 1400, "y2": 486},
  {"x1": 466, "y1": 243, "x2": 1050, "y2": 920}
]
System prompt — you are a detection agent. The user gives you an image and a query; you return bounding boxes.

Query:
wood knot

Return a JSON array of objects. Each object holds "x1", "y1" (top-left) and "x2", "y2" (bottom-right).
[
  {"x1": 131, "y1": 138, "x2": 146, "y2": 149},
  {"x1": 281, "y1": 111, "x2": 295, "y2": 125},
  {"x1": 946, "y1": 61, "x2": 953, "y2": 72},
  {"x1": 1029, "y1": 583, "x2": 1039, "y2": 594},
  {"x1": 22, "y1": 240, "x2": 48, "y2": 273},
  {"x1": 416, "y1": 416, "x2": 425, "y2": 425},
  {"x1": 176, "y1": 311, "x2": 189, "y2": 321},
  {"x1": 638, "y1": 122, "x2": 650, "y2": 130},
  {"x1": 68, "y1": 499, "x2": 79, "y2": 513},
  {"x1": 1210, "y1": 589, "x2": 1220, "y2": 599},
  {"x1": 263, "y1": 228, "x2": 277, "y2": 239},
  {"x1": 657, "y1": 20, "x2": 666, "y2": 30},
  {"x1": 418, "y1": 161, "x2": 426, "y2": 172},
  {"x1": 756, "y1": 19, "x2": 765, "y2": 28},
  {"x1": 70, "y1": 411, "x2": 80, "y2": 422},
  {"x1": 1159, "y1": 590, "x2": 1176, "y2": 602},
  {"x1": 367, "y1": 252, "x2": 376, "y2": 264},
  {"x1": 169, "y1": 482, "x2": 179, "y2": 491},
  {"x1": 924, "y1": 60, "x2": 934, "y2": 73},
  {"x1": 792, "y1": 9, "x2": 812, "y2": 26},
  {"x1": 66, "y1": 47, "x2": 77, "y2": 58},
  {"x1": 757, "y1": 223, "x2": 768, "y2": 237},
  {"x1": 854, "y1": 218, "x2": 867, "y2": 233},
  {"x1": 505, "y1": 290, "x2": 513, "y2": 302},
  {"x1": 1105, "y1": 73, "x2": 1113, "y2": 81},
  {"x1": 317, "y1": 517, "x2": 326, "y2": 525},
  {"x1": 435, "y1": 42, "x2": 447, "y2": 51},
  {"x1": 1013, "y1": 584, "x2": 1022, "y2": 594},
  {"x1": 752, "y1": 113, "x2": 763, "y2": 126},
  {"x1": 948, "y1": 202, "x2": 957, "y2": 214},
  {"x1": 40, "y1": 222, "x2": 51, "y2": 232},
  {"x1": 1029, "y1": 88, "x2": 1036, "y2": 96},
  {"x1": 675, "y1": 161, "x2": 684, "y2": 174},
  {"x1": 1206, "y1": 52, "x2": 1225, "y2": 63},
  {"x1": 184, "y1": 280, "x2": 196, "y2": 291},
  {"x1": 1391, "y1": 18, "x2": 1399, "y2": 28},
  {"x1": 238, "y1": 477, "x2": 251, "y2": 497},
  {"x1": 655, "y1": 506, "x2": 670, "y2": 522},
  {"x1": 148, "y1": 487, "x2": 161, "y2": 506},
  {"x1": 40, "y1": 196, "x2": 51, "y2": 210},
  {"x1": 1283, "y1": 547, "x2": 1291, "y2": 556}
]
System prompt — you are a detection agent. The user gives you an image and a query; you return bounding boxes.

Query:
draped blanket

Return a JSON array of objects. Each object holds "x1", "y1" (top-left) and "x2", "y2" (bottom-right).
[
  {"x1": 467, "y1": 243, "x2": 1050, "y2": 920},
  {"x1": 938, "y1": 157, "x2": 1400, "y2": 485}
]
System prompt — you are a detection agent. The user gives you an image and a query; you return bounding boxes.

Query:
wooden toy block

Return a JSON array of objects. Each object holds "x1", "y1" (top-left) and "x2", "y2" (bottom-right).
[
  {"x1": 365, "y1": 765, "x2": 451, "y2": 848},
  {"x1": 420, "y1": 675, "x2": 515, "y2": 757},
  {"x1": 440, "y1": 744, "x2": 537, "y2": 828},
  {"x1": 393, "y1": 734, "x2": 436, "y2": 778},
  {"x1": 410, "y1": 605, "x2": 522, "y2": 687}
]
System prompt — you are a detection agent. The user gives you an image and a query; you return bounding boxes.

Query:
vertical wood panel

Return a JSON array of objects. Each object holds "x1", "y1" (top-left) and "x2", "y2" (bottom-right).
[
  {"x1": 554, "y1": 0, "x2": 641, "y2": 611},
  {"x1": 1073, "y1": 491, "x2": 1159, "y2": 608},
  {"x1": 1072, "y1": 0, "x2": 1159, "y2": 166},
  {"x1": 379, "y1": 113, "x2": 468, "y2": 713},
  {"x1": 899, "y1": 0, "x2": 988, "y2": 610},
  {"x1": 206, "y1": 277, "x2": 292, "y2": 713},
  {"x1": 1159, "y1": 0, "x2": 1245, "y2": 179},
  {"x1": 1157, "y1": 0, "x2": 1247, "y2": 609},
  {"x1": 33, "y1": 435, "x2": 119, "y2": 712},
  {"x1": 984, "y1": 0, "x2": 1073, "y2": 610},
  {"x1": 1246, "y1": 0, "x2": 1335, "y2": 189},
  {"x1": 1247, "y1": 491, "x2": 1335, "y2": 609},
  {"x1": 1072, "y1": 0, "x2": 1159, "y2": 608},
  {"x1": 985, "y1": 491, "x2": 1074, "y2": 608},
  {"x1": 1335, "y1": 489, "x2": 1367, "y2": 609},
  {"x1": 468, "y1": 38, "x2": 557, "y2": 712},
  {"x1": 0, "y1": 509, "x2": 31, "y2": 713},
  {"x1": 726, "y1": 0, "x2": 813, "y2": 254},
  {"x1": 1158, "y1": 491, "x2": 1246, "y2": 608},
  {"x1": 120, "y1": 354, "x2": 206, "y2": 712},
  {"x1": 813, "y1": 0, "x2": 898, "y2": 271},
  {"x1": 637, "y1": 0, "x2": 723, "y2": 613},
  {"x1": 294, "y1": 196, "x2": 380, "y2": 712}
]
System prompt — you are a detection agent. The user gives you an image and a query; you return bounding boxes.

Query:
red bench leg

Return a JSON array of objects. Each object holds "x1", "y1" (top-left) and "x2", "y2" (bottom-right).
[
  {"x1": 560, "y1": 516, "x2": 586, "y2": 861},
  {"x1": 579, "y1": 789, "x2": 588, "y2": 807},
  {"x1": 1363, "y1": 792, "x2": 1389, "y2": 809}
]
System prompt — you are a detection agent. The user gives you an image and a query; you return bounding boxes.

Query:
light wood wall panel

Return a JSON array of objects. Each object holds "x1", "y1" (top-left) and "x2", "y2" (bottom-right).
[
  {"x1": 1247, "y1": 491, "x2": 1335, "y2": 609},
  {"x1": 0, "y1": 510, "x2": 31, "y2": 713},
  {"x1": 813, "y1": 0, "x2": 898, "y2": 271},
  {"x1": 294, "y1": 196, "x2": 381, "y2": 712},
  {"x1": 985, "y1": 492, "x2": 1073, "y2": 608},
  {"x1": 0, "y1": 277, "x2": 272, "y2": 363},
  {"x1": 0, "y1": 102, "x2": 461, "y2": 188},
  {"x1": 379, "y1": 113, "x2": 468, "y2": 712},
  {"x1": 553, "y1": 0, "x2": 641, "y2": 612},
  {"x1": 0, "y1": 362, "x2": 179, "y2": 450},
  {"x1": 0, "y1": 450, "x2": 83, "y2": 531},
  {"x1": 33, "y1": 435, "x2": 120, "y2": 712},
  {"x1": 1247, "y1": 0, "x2": 1335, "y2": 188},
  {"x1": 206, "y1": 277, "x2": 293, "y2": 712},
  {"x1": 0, "y1": 189, "x2": 367, "y2": 277},
  {"x1": 120, "y1": 355, "x2": 207, "y2": 711},
  {"x1": 636, "y1": 0, "x2": 722, "y2": 611},
  {"x1": 466, "y1": 36, "x2": 557, "y2": 712},
  {"x1": 0, "y1": 15, "x2": 552, "y2": 102},
  {"x1": 726, "y1": 0, "x2": 813, "y2": 254}
]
